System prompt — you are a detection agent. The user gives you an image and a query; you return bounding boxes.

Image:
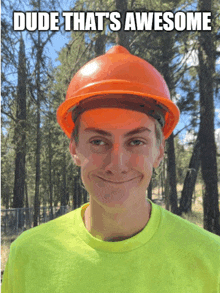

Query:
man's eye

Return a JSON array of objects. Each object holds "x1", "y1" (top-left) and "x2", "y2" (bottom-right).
[
  {"x1": 90, "y1": 140, "x2": 106, "y2": 146},
  {"x1": 129, "y1": 140, "x2": 145, "y2": 146}
]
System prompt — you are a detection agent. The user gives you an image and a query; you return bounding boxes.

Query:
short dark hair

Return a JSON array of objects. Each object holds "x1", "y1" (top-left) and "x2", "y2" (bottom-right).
[{"x1": 71, "y1": 115, "x2": 81, "y2": 146}]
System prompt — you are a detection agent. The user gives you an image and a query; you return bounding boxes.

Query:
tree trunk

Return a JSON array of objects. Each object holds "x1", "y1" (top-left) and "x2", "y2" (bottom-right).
[
  {"x1": 178, "y1": 134, "x2": 201, "y2": 215},
  {"x1": 34, "y1": 105, "x2": 40, "y2": 226},
  {"x1": 5, "y1": 186, "x2": 10, "y2": 209},
  {"x1": 13, "y1": 36, "x2": 26, "y2": 213},
  {"x1": 34, "y1": 2, "x2": 41, "y2": 227},
  {"x1": 198, "y1": 0, "x2": 220, "y2": 235},
  {"x1": 61, "y1": 141, "x2": 67, "y2": 206},
  {"x1": 78, "y1": 168, "x2": 83, "y2": 208},
  {"x1": 166, "y1": 133, "x2": 178, "y2": 214},
  {"x1": 147, "y1": 179, "x2": 152, "y2": 200},
  {"x1": 73, "y1": 174, "x2": 78, "y2": 210},
  {"x1": 165, "y1": 174, "x2": 170, "y2": 210},
  {"x1": 83, "y1": 188, "x2": 88, "y2": 204},
  {"x1": 48, "y1": 118, "x2": 53, "y2": 220},
  {"x1": 25, "y1": 181, "x2": 29, "y2": 208},
  {"x1": 25, "y1": 181, "x2": 30, "y2": 228},
  {"x1": 159, "y1": 32, "x2": 178, "y2": 214},
  {"x1": 94, "y1": 33, "x2": 105, "y2": 57},
  {"x1": 115, "y1": 0, "x2": 129, "y2": 49},
  {"x1": 161, "y1": 160, "x2": 165, "y2": 198},
  {"x1": 13, "y1": 36, "x2": 27, "y2": 229}
]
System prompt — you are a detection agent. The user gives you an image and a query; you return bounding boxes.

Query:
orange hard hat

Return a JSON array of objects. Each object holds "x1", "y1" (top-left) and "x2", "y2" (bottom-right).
[{"x1": 57, "y1": 45, "x2": 180, "y2": 139}]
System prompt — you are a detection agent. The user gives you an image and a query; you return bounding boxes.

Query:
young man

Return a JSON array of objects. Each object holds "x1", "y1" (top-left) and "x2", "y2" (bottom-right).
[{"x1": 2, "y1": 46, "x2": 220, "y2": 292}]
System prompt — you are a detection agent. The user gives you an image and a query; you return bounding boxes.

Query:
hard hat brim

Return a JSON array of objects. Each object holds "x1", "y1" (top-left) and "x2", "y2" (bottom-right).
[{"x1": 57, "y1": 86, "x2": 180, "y2": 140}]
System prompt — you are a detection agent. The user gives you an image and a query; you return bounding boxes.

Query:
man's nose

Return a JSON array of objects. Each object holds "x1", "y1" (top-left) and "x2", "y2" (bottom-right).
[{"x1": 104, "y1": 143, "x2": 129, "y2": 174}]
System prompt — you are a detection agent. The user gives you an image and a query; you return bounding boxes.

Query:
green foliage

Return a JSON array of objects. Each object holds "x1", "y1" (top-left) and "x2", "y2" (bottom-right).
[{"x1": 1, "y1": 132, "x2": 15, "y2": 208}]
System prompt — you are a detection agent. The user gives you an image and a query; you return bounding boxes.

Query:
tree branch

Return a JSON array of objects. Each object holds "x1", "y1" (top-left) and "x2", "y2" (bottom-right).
[{"x1": 1, "y1": 110, "x2": 17, "y2": 122}]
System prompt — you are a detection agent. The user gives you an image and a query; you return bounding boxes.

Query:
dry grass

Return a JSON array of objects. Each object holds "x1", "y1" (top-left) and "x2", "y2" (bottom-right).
[
  {"x1": 152, "y1": 183, "x2": 205, "y2": 228},
  {"x1": 179, "y1": 195, "x2": 204, "y2": 228},
  {"x1": 153, "y1": 182, "x2": 220, "y2": 229},
  {"x1": 153, "y1": 195, "x2": 204, "y2": 228},
  {"x1": 1, "y1": 241, "x2": 11, "y2": 272},
  {"x1": 1, "y1": 235, "x2": 17, "y2": 273}
]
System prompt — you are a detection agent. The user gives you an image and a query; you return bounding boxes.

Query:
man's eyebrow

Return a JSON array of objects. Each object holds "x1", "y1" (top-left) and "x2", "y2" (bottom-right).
[
  {"x1": 84, "y1": 127, "x2": 151, "y2": 137},
  {"x1": 124, "y1": 127, "x2": 151, "y2": 137},
  {"x1": 84, "y1": 128, "x2": 112, "y2": 137}
]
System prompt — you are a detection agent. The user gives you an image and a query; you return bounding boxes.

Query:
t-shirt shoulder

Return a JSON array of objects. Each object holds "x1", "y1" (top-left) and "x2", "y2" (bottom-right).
[
  {"x1": 155, "y1": 202, "x2": 220, "y2": 247},
  {"x1": 10, "y1": 205, "x2": 82, "y2": 250}
]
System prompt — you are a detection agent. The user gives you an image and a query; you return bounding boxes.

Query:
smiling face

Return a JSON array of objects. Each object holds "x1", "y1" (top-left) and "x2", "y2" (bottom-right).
[{"x1": 69, "y1": 108, "x2": 164, "y2": 210}]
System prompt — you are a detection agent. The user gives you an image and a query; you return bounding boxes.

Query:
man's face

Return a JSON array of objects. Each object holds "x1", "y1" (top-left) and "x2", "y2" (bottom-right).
[{"x1": 69, "y1": 108, "x2": 164, "y2": 210}]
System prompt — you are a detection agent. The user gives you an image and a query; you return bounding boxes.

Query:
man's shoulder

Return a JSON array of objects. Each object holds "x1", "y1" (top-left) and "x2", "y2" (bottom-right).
[
  {"x1": 11, "y1": 206, "x2": 82, "y2": 252},
  {"x1": 155, "y1": 202, "x2": 220, "y2": 248}
]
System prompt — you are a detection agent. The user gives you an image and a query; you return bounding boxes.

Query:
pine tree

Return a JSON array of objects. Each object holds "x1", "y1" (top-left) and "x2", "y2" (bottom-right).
[
  {"x1": 13, "y1": 35, "x2": 27, "y2": 215},
  {"x1": 198, "y1": 0, "x2": 220, "y2": 235}
]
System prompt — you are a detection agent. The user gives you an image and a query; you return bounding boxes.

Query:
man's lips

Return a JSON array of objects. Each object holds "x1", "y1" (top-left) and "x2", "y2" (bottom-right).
[{"x1": 96, "y1": 176, "x2": 139, "y2": 184}]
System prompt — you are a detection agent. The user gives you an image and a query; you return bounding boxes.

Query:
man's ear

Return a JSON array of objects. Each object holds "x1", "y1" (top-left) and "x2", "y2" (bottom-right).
[
  {"x1": 153, "y1": 139, "x2": 165, "y2": 169},
  {"x1": 69, "y1": 140, "x2": 81, "y2": 166}
]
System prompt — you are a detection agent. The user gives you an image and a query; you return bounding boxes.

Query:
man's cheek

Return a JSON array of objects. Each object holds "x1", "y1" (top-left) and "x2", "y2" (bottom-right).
[
  {"x1": 130, "y1": 154, "x2": 144, "y2": 167},
  {"x1": 81, "y1": 157, "x2": 102, "y2": 174},
  {"x1": 133, "y1": 155, "x2": 152, "y2": 169}
]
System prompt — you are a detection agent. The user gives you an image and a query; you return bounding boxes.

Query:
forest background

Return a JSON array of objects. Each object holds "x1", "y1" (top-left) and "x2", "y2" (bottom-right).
[{"x1": 1, "y1": 0, "x2": 220, "y2": 243}]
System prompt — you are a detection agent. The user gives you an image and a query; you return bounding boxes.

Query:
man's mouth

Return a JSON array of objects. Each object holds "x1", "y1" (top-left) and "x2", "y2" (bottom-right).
[{"x1": 96, "y1": 176, "x2": 138, "y2": 184}]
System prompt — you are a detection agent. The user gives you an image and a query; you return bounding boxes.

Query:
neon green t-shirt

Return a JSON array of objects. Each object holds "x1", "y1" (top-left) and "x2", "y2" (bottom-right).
[{"x1": 2, "y1": 200, "x2": 220, "y2": 293}]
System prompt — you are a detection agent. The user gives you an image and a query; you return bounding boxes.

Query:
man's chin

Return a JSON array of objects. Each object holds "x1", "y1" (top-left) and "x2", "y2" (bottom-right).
[{"x1": 88, "y1": 187, "x2": 139, "y2": 210}]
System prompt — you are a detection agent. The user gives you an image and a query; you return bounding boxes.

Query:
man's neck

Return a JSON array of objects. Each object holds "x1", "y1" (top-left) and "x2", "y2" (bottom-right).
[{"x1": 83, "y1": 198, "x2": 152, "y2": 242}]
